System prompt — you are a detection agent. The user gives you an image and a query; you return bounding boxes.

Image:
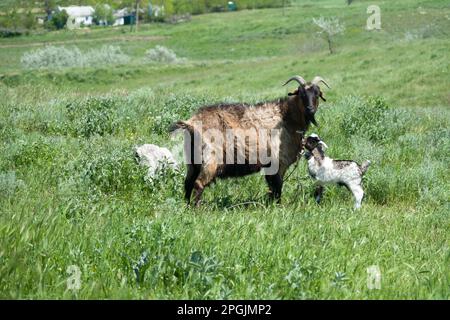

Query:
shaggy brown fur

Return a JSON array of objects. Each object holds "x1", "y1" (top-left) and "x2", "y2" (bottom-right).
[{"x1": 171, "y1": 77, "x2": 329, "y2": 206}]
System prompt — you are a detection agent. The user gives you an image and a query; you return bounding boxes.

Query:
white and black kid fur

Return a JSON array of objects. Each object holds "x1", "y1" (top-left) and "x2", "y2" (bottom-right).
[{"x1": 303, "y1": 134, "x2": 371, "y2": 209}]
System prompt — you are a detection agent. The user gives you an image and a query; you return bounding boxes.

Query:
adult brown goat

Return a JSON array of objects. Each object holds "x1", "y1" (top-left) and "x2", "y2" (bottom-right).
[{"x1": 171, "y1": 75, "x2": 330, "y2": 206}]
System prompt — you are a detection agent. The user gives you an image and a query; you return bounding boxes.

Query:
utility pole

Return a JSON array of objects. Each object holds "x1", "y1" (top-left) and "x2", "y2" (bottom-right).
[
  {"x1": 44, "y1": 0, "x2": 52, "y2": 20},
  {"x1": 135, "y1": 0, "x2": 140, "y2": 32}
]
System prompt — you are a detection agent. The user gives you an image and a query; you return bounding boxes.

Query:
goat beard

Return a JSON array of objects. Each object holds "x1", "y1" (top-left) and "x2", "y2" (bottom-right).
[
  {"x1": 309, "y1": 115, "x2": 318, "y2": 127},
  {"x1": 306, "y1": 109, "x2": 318, "y2": 127}
]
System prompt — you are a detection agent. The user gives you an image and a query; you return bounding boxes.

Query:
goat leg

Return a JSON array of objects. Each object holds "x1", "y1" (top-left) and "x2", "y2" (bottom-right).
[
  {"x1": 193, "y1": 181, "x2": 204, "y2": 207},
  {"x1": 184, "y1": 164, "x2": 200, "y2": 205},
  {"x1": 314, "y1": 185, "x2": 324, "y2": 204},
  {"x1": 265, "y1": 174, "x2": 283, "y2": 203}
]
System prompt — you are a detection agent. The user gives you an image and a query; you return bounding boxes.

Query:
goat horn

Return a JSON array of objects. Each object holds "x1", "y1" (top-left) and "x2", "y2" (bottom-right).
[
  {"x1": 311, "y1": 76, "x2": 331, "y2": 89},
  {"x1": 283, "y1": 75, "x2": 307, "y2": 87}
]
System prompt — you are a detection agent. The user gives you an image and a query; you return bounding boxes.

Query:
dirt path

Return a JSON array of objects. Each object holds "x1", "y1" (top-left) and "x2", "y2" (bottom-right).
[{"x1": 0, "y1": 35, "x2": 166, "y2": 49}]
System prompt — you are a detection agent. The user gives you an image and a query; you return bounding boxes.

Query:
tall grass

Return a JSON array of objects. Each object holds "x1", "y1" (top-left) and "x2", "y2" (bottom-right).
[{"x1": 0, "y1": 87, "x2": 448, "y2": 299}]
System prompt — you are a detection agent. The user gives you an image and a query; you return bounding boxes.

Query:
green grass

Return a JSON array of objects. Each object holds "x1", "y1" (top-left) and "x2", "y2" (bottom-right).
[{"x1": 0, "y1": 0, "x2": 449, "y2": 299}]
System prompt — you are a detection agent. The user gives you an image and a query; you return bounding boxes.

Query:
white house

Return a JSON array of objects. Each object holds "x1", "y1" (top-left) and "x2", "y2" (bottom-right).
[
  {"x1": 113, "y1": 8, "x2": 128, "y2": 26},
  {"x1": 57, "y1": 6, "x2": 95, "y2": 29}
]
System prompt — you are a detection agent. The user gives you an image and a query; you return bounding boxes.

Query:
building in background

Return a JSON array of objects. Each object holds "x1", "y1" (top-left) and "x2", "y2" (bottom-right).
[
  {"x1": 56, "y1": 6, "x2": 95, "y2": 29},
  {"x1": 113, "y1": 8, "x2": 128, "y2": 26}
]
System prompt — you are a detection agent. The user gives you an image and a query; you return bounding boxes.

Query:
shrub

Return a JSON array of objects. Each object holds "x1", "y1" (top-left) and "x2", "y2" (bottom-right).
[
  {"x1": 0, "y1": 171, "x2": 24, "y2": 196},
  {"x1": 22, "y1": 10, "x2": 36, "y2": 30},
  {"x1": 66, "y1": 97, "x2": 118, "y2": 138},
  {"x1": 404, "y1": 24, "x2": 441, "y2": 42},
  {"x1": 64, "y1": 141, "x2": 149, "y2": 194},
  {"x1": 49, "y1": 10, "x2": 69, "y2": 30},
  {"x1": 424, "y1": 127, "x2": 450, "y2": 161},
  {"x1": 21, "y1": 45, "x2": 130, "y2": 70},
  {"x1": 21, "y1": 46, "x2": 83, "y2": 70},
  {"x1": 167, "y1": 0, "x2": 286, "y2": 15},
  {"x1": 0, "y1": 27, "x2": 26, "y2": 38},
  {"x1": 340, "y1": 96, "x2": 390, "y2": 143},
  {"x1": 81, "y1": 147, "x2": 145, "y2": 194},
  {"x1": 150, "y1": 93, "x2": 210, "y2": 135},
  {"x1": 87, "y1": 45, "x2": 130, "y2": 66},
  {"x1": 93, "y1": 5, "x2": 115, "y2": 26},
  {"x1": 145, "y1": 46, "x2": 185, "y2": 64},
  {"x1": 8, "y1": 137, "x2": 55, "y2": 168},
  {"x1": 166, "y1": 14, "x2": 191, "y2": 24}
]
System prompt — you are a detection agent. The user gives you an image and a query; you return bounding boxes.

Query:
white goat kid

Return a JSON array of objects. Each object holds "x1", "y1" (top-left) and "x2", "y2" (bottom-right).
[
  {"x1": 135, "y1": 144, "x2": 178, "y2": 178},
  {"x1": 303, "y1": 134, "x2": 371, "y2": 209}
]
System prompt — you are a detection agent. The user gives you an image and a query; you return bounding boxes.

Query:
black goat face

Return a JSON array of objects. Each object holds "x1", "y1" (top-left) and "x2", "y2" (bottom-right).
[
  {"x1": 300, "y1": 85, "x2": 323, "y2": 127},
  {"x1": 284, "y1": 75, "x2": 329, "y2": 127},
  {"x1": 289, "y1": 84, "x2": 326, "y2": 127},
  {"x1": 304, "y1": 135, "x2": 320, "y2": 151},
  {"x1": 304, "y1": 134, "x2": 328, "y2": 152}
]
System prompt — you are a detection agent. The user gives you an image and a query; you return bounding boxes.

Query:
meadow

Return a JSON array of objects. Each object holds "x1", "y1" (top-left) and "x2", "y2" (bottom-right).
[{"x1": 0, "y1": 0, "x2": 449, "y2": 299}]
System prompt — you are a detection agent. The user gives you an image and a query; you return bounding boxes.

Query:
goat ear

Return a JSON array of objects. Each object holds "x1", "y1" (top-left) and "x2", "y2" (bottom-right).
[
  {"x1": 319, "y1": 141, "x2": 328, "y2": 150},
  {"x1": 288, "y1": 89, "x2": 299, "y2": 96}
]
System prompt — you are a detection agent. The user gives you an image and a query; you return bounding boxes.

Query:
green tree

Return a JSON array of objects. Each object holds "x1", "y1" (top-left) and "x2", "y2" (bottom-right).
[
  {"x1": 49, "y1": 9, "x2": 69, "y2": 30},
  {"x1": 43, "y1": 0, "x2": 57, "y2": 21},
  {"x1": 6, "y1": 8, "x2": 20, "y2": 31},
  {"x1": 23, "y1": 10, "x2": 36, "y2": 30},
  {"x1": 313, "y1": 16, "x2": 345, "y2": 54},
  {"x1": 94, "y1": 5, "x2": 115, "y2": 25}
]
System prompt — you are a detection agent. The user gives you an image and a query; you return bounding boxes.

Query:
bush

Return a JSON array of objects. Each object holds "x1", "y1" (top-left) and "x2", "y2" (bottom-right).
[
  {"x1": 93, "y1": 5, "x2": 115, "y2": 26},
  {"x1": 21, "y1": 45, "x2": 130, "y2": 70},
  {"x1": 145, "y1": 46, "x2": 186, "y2": 64},
  {"x1": 21, "y1": 46, "x2": 84, "y2": 70},
  {"x1": 48, "y1": 10, "x2": 69, "y2": 30},
  {"x1": 8, "y1": 137, "x2": 55, "y2": 168},
  {"x1": 0, "y1": 27, "x2": 26, "y2": 38},
  {"x1": 340, "y1": 96, "x2": 390, "y2": 143},
  {"x1": 63, "y1": 141, "x2": 150, "y2": 194},
  {"x1": 22, "y1": 10, "x2": 36, "y2": 30},
  {"x1": 0, "y1": 171, "x2": 24, "y2": 196},
  {"x1": 87, "y1": 45, "x2": 130, "y2": 66},
  {"x1": 165, "y1": 14, "x2": 191, "y2": 24},
  {"x1": 150, "y1": 92, "x2": 210, "y2": 135},
  {"x1": 81, "y1": 146, "x2": 145, "y2": 194},
  {"x1": 404, "y1": 24, "x2": 441, "y2": 42},
  {"x1": 66, "y1": 97, "x2": 118, "y2": 138},
  {"x1": 171, "y1": 0, "x2": 286, "y2": 14}
]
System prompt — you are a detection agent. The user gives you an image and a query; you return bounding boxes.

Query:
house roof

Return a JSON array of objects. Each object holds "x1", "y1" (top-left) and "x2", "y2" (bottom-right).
[
  {"x1": 57, "y1": 6, "x2": 95, "y2": 17},
  {"x1": 114, "y1": 8, "x2": 129, "y2": 18}
]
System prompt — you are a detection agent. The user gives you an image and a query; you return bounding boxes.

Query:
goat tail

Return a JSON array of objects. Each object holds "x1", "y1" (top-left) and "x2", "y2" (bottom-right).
[
  {"x1": 169, "y1": 121, "x2": 193, "y2": 134},
  {"x1": 360, "y1": 160, "x2": 371, "y2": 175}
]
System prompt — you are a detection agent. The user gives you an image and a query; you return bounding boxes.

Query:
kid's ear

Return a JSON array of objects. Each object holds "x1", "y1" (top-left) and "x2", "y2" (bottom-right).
[{"x1": 319, "y1": 141, "x2": 329, "y2": 150}]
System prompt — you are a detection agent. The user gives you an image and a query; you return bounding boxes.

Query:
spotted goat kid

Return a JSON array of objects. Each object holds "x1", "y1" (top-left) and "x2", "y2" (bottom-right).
[{"x1": 303, "y1": 134, "x2": 371, "y2": 209}]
